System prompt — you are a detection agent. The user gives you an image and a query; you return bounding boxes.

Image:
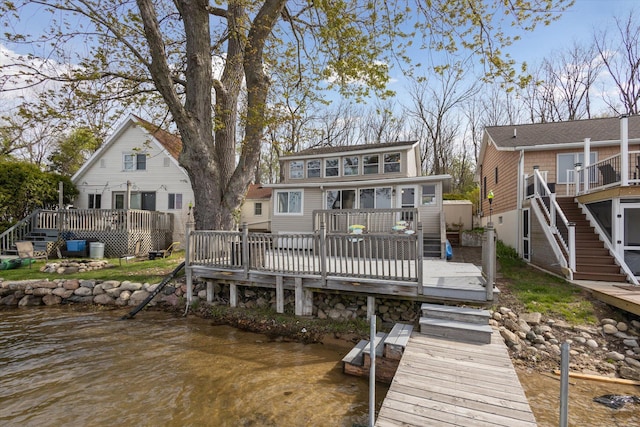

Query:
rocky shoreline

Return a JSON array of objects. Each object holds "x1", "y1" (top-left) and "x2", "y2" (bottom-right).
[{"x1": 2, "y1": 274, "x2": 640, "y2": 382}]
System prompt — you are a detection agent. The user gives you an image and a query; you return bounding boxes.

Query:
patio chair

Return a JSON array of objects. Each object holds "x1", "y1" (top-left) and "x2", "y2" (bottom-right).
[
  {"x1": 15, "y1": 241, "x2": 48, "y2": 268},
  {"x1": 119, "y1": 239, "x2": 142, "y2": 266},
  {"x1": 598, "y1": 164, "x2": 620, "y2": 186},
  {"x1": 148, "y1": 241, "x2": 180, "y2": 260}
]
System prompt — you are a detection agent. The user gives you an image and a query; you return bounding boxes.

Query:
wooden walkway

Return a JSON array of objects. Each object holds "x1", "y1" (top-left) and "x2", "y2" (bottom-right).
[
  {"x1": 375, "y1": 330, "x2": 536, "y2": 427},
  {"x1": 572, "y1": 280, "x2": 640, "y2": 316}
]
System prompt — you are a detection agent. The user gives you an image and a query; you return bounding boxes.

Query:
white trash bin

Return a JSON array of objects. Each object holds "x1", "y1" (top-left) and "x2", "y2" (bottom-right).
[{"x1": 89, "y1": 242, "x2": 105, "y2": 259}]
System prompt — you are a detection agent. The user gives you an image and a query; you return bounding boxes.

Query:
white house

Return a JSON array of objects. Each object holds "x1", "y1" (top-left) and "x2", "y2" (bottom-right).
[{"x1": 72, "y1": 114, "x2": 194, "y2": 243}]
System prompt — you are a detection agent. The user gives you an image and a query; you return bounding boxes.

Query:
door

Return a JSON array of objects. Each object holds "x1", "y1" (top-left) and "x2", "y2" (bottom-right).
[
  {"x1": 522, "y1": 209, "x2": 531, "y2": 262},
  {"x1": 142, "y1": 192, "x2": 156, "y2": 211},
  {"x1": 621, "y1": 204, "x2": 640, "y2": 276},
  {"x1": 397, "y1": 186, "x2": 417, "y2": 223}
]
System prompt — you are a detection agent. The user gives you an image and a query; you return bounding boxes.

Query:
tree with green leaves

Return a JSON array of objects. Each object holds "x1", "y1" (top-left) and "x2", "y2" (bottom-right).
[
  {"x1": 48, "y1": 127, "x2": 102, "y2": 176},
  {"x1": 0, "y1": 0, "x2": 573, "y2": 229},
  {"x1": 0, "y1": 159, "x2": 77, "y2": 232}
]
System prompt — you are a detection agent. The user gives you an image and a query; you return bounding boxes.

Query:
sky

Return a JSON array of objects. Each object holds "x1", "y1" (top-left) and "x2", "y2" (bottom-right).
[{"x1": 1, "y1": 1, "x2": 639, "y2": 113}]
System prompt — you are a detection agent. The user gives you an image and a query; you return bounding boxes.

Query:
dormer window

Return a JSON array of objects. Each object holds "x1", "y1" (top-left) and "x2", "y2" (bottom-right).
[
  {"x1": 384, "y1": 152, "x2": 400, "y2": 173},
  {"x1": 290, "y1": 160, "x2": 304, "y2": 179},
  {"x1": 343, "y1": 156, "x2": 359, "y2": 175},
  {"x1": 363, "y1": 154, "x2": 379, "y2": 174},
  {"x1": 307, "y1": 159, "x2": 321, "y2": 178},
  {"x1": 325, "y1": 158, "x2": 339, "y2": 177}
]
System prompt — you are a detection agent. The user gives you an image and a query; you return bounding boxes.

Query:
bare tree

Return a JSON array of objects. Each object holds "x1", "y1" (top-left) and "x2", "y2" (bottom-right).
[
  {"x1": 358, "y1": 100, "x2": 407, "y2": 144},
  {"x1": 595, "y1": 10, "x2": 640, "y2": 115}
]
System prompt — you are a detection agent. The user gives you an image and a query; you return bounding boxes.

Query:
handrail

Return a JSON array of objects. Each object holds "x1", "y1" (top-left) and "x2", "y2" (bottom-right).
[
  {"x1": 0, "y1": 210, "x2": 39, "y2": 254},
  {"x1": 533, "y1": 169, "x2": 575, "y2": 271}
]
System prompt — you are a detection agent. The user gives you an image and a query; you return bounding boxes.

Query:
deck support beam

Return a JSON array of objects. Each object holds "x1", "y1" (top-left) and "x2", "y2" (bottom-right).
[
  {"x1": 206, "y1": 280, "x2": 213, "y2": 303},
  {"x1": 367, "y1": 296, "x2": 375, "y2": 321},
  {"x1": 276, "y1": 275, "x2": 284, "y2": 313},
  {"x1": 295, "y1": 277, "x2": 313, "y2": 316},
  {"x1": 229, "y1": 283, "x2": 237, "y2": 308}
]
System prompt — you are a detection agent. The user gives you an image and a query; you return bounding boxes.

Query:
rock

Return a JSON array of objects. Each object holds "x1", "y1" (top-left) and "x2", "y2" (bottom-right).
[
  {"x1": 100, "y1": 280, "x2": 120, "y2": 290},
  {"x1": 625, "y1": 357, "x2": 640, "y2": 369},
  {"x1": 119, "y1": 282, "x2": 143, "y2": 291},
  {"x1": 66, "y1": 295, "x2": 94, "y2": 303},
  {"x1": 605, "y1": 351, "x2": 626, "y2": 362},
  {"x1": 623, "y1": 339, "x2": 639, "y2": 348},
  {"x1": 328, "y1": 309, "x2": 342, "y2": 320},
  {"x1": 93, "y1": 294, "x2": 115, "y2": 305},
  {"x1": 74, "y1": 287, "x2": 93, "y2": 296},
  {"x1": 492, "y1": 312, "x2": 502, "y2": 321},
  {"x1": 602, "y1": 324, "x2": 618, "y2": 335},
  {"x1": 63, "y1": 280, "x2": 80, "y2": 290},
  {"x1": 105, "y1": 287, "x2": 123, "y2": 298},
  {"x1": 499, "y1": 307, "x2": 511, "y2": 315},
  {"x1": 317, "y1": 309, "x2": 327, "y2": 319},
  {"x1": 42, "y1": 294, "x2": 62, "y2": 305},
  {"x1": 197, "y1": 290, "x2": 207, "y2": 299},
  {"x1": 52, "y1": 288, "x2": 74, "y2": 298},
  {"x1": 35, "y1": 281, "x2": 58, "y2": 289},
  {"x1": 617, "y1": 322, "x2": 629, "y2": 332},
  {"x1": 335, "y1": 302, "x2": 346, "y2": 310},
  {"x1": 79, "y1": 280, "x2": 95, "y2": 288},
  {"x1": 520, "y1": 312, "x2": 542, "y2": 325},
  {"x1": 601, "y1": 318, "x2": 618, "y2": 326},
  {"x1": 18, "y1": 295, "x2": 41, "y2": 306},
  {"x1": 163, "y1": 293, "x2": 180, "y2": 307},
  {"x1": 500, "y1": 328, "x2": 519, "y2": 347},
  {"x1": 586, "y1": 339, "x2": 599, "y2": 349},
  {"x1": 32, "y1": 288, "x2": 52, "y2": 297},
  {"x1": 129, "y1": 290, "x2": 150, "y2": 304},
  {"x1": 63, "y1": 267, "x2": 79, "y2": 274},
  {"x1": 92, "y1": 284, "x2": 105, "y2": 295},
  {"x1": 517, "y1": 319, "x2": 531, "y2": 333},
  {"x1": 378, "y1": 305, "x2": 389, "y2": 314},
  {"x1": 631, "y1": 320, "x2": 640, "y2": 330},
  {"x1": 503, "y1": 318, "x2": 519, "y2": 332},
  {"x1": 573, "y1": 336, "x2": 587, "y2": 344},
  {"x1": 619, "y1": 365, "x2": 640, "y2": 381}
]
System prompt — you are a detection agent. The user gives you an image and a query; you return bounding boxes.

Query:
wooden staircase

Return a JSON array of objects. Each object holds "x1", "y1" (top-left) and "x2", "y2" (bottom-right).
[
  {"x1": 423, "y1": 234, "x2": 442, "y2": 258},
  {"x1": 419, "y1": 303, "x2": 492, "y2": 344},
  {"x1": 556, "y1": 198, "x2": 627, "y2": 282}
]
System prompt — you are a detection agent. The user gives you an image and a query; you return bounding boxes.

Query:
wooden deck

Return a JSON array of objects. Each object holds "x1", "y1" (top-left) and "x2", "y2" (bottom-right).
[
  {"x1": 572, "y1": 280, "x2": 640, "y2": 316},
  {"x1": 375, "y1": 330, "x2": 536, "y2": 427}
]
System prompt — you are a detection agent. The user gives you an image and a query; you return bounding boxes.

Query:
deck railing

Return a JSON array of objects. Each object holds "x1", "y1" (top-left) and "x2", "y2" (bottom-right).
[
  {"x1": 33, "y1": 209, "x2": 173, "y2": 233},
  {"x1": 312, "y1": 208, "x2": 419, "y2": 233},
  {"x1": 187, "y1": 223, "x2": 423, "y2": 286},
  {"x1": 576, "y1": 150, "x2": 640, "y2": 195},
  {"x1": 0, "y1": 211, "x2": 37, "y2": 254}
]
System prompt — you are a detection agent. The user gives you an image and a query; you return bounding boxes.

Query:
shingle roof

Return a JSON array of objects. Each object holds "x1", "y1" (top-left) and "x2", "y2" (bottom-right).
[
  {"x1": 133, "y1": 115, "x2": 183, "y2": 159},
  {"x1": 245, "y1": 183, "x2": 272, "y2": 199},
  {"x1": 284, "y1": 140, "x2": 417, "y2": 157},
  {"x1": 485, "y1": 115, "x2": 640, "y2": 149}
]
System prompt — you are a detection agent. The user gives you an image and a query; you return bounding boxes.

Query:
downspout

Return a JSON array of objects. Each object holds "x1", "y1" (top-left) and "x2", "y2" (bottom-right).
[{"x1": 516, "y1": 150, "x2": 524, "y2": 257}]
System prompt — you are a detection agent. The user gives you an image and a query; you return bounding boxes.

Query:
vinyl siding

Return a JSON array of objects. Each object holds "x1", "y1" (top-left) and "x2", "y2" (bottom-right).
[
  {"x1": 271, "y1": 188, "x2": 323, "y2": 233},
  {"x1": 240, "y1": 199, "x2": 272, "y2": 231},
  {"x1": 479, "y1": 142, "x2": 519, "y2": 217}
]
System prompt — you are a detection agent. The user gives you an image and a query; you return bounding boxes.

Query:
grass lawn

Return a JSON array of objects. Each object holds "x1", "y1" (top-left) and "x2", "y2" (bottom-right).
[{"x1": 0, "y1": 251, "x2": 185, "y2": 284}]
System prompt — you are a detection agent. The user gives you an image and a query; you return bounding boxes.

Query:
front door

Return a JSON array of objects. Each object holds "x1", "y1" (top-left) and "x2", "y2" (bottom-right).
[
  {"x1": 522, "y1": 209, "x2": 531, "y2": 262},
  {"x1": 397, "y1": 186, "x2": 417, "y2": 223}
]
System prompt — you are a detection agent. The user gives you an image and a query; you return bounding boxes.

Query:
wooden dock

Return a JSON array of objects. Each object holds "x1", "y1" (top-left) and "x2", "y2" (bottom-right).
[
  {"x1": 375, "y1": 330, "x2": 536, "y2": 427},
  {"x1": 572, "y1": 280, "x2": 640, "y2": 316}
]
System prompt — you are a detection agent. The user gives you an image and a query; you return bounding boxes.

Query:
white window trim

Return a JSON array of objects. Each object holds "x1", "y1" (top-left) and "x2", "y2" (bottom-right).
[
  {"x1": 359, "y1": 186, "x2": 393, "y2": 209},
  {"x1": 362, "y1": 154, "x2": 380, "y2": 174},
  {"x1": 325, "y1": 157, "x2": 340, "y2": 177},
  {"x1": 383, "y1": 152, "x2": 401, "y2": 173},
  {"x1": 557, "y1": 152, "x2": 598, "y2": 184},
  {"x1": 289, "y1": 160, "x2": 304, "y2": 179},
  {"x1": 274, "y1": 190, "x2": 304, "y2": 216},
  {"x1": 123, "y1": 152, "x2": 147, "y2": 171}
]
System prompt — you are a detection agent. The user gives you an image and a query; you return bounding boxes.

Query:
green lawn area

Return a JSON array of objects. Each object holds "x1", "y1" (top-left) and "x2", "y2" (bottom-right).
[
  {"x1": 496, "y1": 242, "x2": 599, "y2": 325},
  {"x1": 0, "y1": 251, "x2": 185, "y2": 284}
]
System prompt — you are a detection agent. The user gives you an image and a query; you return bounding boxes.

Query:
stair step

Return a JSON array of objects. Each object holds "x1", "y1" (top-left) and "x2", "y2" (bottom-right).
[
  {"x1": 576, "y1": 256, "x2": 616, "y2": 265},
  {"x1": 575, "y1": 241, "x2": 607, "y2": 248},
  {"x1": 384, "y1": 323, "x2": 413, "y2": 360},
  {"x1": 419, "y1": 318, "x2": 493, "y2": 344},
  {"x1": 576, "y1": 264, "x2": 622, "y2": 274},
  {"x1": 573, "y1": 272, "x2": 628, "y2": 282},
  {"x1": 341, "y1": 340, "x2": 368, "y2": 366},
  {"x1": 421, "y1": 303, "x2": 490, "y2": 325}
]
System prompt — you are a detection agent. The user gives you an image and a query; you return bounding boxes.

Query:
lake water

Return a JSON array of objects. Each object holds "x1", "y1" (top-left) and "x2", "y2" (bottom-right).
[{"x1": 0, "y1": 308, "x2": 388, "y2": 427}]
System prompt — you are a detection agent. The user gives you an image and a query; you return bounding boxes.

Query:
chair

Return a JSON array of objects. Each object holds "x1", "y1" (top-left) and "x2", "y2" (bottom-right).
[
  {"x1": 119, "y1": 239, "x2": 142, "y2": 266},
  {"x1": 598, "y1": 164, "x2": 620, "y2": 186},
  {"x1": 148, "y1": 242, "x2": 180, "y2": 260},
  {"x1": 15, "y1": 241, "x2": 48, "y2": 268}
]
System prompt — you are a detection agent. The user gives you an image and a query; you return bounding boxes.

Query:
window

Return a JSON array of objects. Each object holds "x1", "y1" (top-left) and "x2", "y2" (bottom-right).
[
  {"x1": 383, "y1": 152, "x2": 400, "y2": 173},
  {"x1": 495, "y1": 167, "x2": 498, "y2": 184},
  {"x1": 290, "y1": 161, "x2": 303, "y2": 179},
  {"x1": 421, "y1": 184, "x2": 436, "y2": 205},
  {"x1": 557, "y1": 152, "x2": 597, "y2": 184},
  {"x1": 325, "y1": 158, "x2": 339, "y2": 177},
  {"x1": 124, "y1": 153, "x2": 146, "y2": 171},
  {"x1": 343, "y1": 156, "x2": 359, "y2": 175},
  {"x1": 306, "y1": 159, "x2": 321, "y2": 178},
  {"x1": 114, "y1": 193, "x2": 125, "y2": 209},
  {"x1": 276, "y1": 190, "x2": 302, "y2": 214},
  {"x1": 88, "y1": 194, "x2": 101, "y2": 209},
  {"x1": 168, "y1": 193, "x2": 183, "y2": 210},
  {"x1": 254, "y1": 202, "x2": 262, "y2": 215},
  {"x1": 483, "y1": 176, "x2": 487, "y2": 198},
  {"x1": 326, "y1": 189, "x2": 356, "y2": 209},
  {"x1": 359, "y1": 187, "x2": 392, "y2": 209},
  {"x1": 363, "y1": 154, "x2": 379, "y2": 174}
]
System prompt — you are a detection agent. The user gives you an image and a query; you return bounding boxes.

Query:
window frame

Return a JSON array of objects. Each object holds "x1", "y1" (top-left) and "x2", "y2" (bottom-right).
[
  {"x1": 168, "y1": 193, "x2": 183, "y2": 210},
  {"x1": 289, "y1": 160, "x2": 304, "y2": 179},
  {"x1": 383, "y1": 152, "x2": 401, "y2": 173},
  {"x1": 88, "y1": 194, "x2": 101, "y2": 209},
  {"x1": 275, "y1": 190, "x2": 303, "y2": 215},
  {"x1": 306, "y1": 159, "x2": 321, "y2": 178},
  {"x1": 343, "y1": 156, "x2": 359, "y2": 176},
  {"x1": 123, "y1": 153, "x2": 146, "y2": 171},
  {"x1": 254, "y1": 202, "x2": 263, "y2": 216},
  {"x1": 421, "y1": 184, "x2": 436, "y2": 206},
  {"x1": 363, "y1": 154, "x2": 379, "y2": 174},
  {"x1": 325, "y1": 158, "x2": 339, "y2": 177},
  {"x1": 359, "y1": 187, "x2": 392, "y2": 209},
  {"x1": 557, "y1": 152, "x2": 598, "y2": 184},
  {"x1": 326, "y1": 189, "x2": 356, "y2": 209}
]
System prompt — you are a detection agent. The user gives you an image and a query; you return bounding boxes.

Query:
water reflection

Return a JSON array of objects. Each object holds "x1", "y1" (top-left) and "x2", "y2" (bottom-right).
[
  {"x1": 518, "y1": 368, "x2": 640, "y2": 427},
  {"x1": 0, "y1": 308, "x2": 387, "y2": 427}
]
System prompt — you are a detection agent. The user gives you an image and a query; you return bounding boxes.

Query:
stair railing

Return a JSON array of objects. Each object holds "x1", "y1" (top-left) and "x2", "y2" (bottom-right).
[
  {"x1": 0, "y1": 210, "x2": 39, "y2": 254},
  {"x1": 532, "y1": 169, "x2": 576, "y2": 272}
]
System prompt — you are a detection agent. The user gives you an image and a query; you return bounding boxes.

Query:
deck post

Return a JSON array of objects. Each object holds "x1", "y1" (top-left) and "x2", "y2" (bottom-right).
[
  {"x1": 366, "y1": 296, "x2": 375, "y2": 321},
  {"x1": 568, "y1": 222, "x2": 576, "y2": 273},
  {"x1": 294, "y1": 277, "x2": 313, "y2": 316},
  {"x1": 417, "y1": 222, "x2": 424, "y2": 295},
  {"x1": 276, "y1": 275, "x2": 284, "y2": 314},
  {"x1": 229, "y1": 283, "x2": 237, "y2": 308},
  {"x1": 320, "y1": 222, "x2": 327, "y2": 288},
  {"x1": 242, "y1": 222, "x2": 249, "y2": 279},
  {"x1": 621, "y1": 115, "x2": 629, "y2": 186},
  {"x1": 185, "y1": 216, "x2": 194, "y2": 303},
  {"x1": 484, "y1": 222, "x2": 496, "y2": 301},
  {"x1": 206, "y1": 280, "x2": 213, "y2": 303}
]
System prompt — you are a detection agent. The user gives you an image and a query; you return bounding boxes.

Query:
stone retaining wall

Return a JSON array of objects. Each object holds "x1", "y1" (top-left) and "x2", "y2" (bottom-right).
[{"x1": 0, "y1": 277, "x2": 420, "y2": 324}]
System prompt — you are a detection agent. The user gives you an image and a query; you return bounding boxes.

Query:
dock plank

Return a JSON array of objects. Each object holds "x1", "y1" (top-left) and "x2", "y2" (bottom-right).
[{"x1": 376, "y1": 330, "x2": 536, "y2": 427}]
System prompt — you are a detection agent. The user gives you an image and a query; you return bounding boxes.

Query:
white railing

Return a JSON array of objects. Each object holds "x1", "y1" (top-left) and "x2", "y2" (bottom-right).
[
  {"x1": 0, "y1": 211, "x2": 37, "y2": 254},
  {"x1": 313, "y1": 208, "x2": 419, "y2": 234},
  {"x1": 187, "y1": 223, "x2": 423, "y2": 285},
  {"x1": 578, "y1": 154, "x2": 621, "y2": 195},
  {"x1": 532, "y1": 169, "x2": 576, "y2": 272}
]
